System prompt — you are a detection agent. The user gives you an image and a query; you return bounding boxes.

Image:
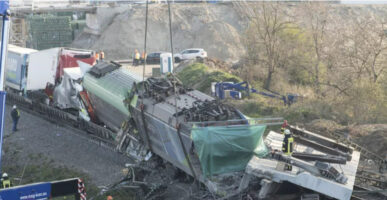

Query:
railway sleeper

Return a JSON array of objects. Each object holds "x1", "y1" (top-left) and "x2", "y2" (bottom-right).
[{"x1": 303, "y1": 126, "x2": 387, "y2": 175}]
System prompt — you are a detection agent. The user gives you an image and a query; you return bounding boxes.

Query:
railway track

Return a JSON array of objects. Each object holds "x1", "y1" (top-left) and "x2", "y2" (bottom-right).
[
  {"x1": 295, "y1": 125, "x2": 387, "y2": 188},
  {"x1": 6, "y1": 91, "x2": 119, "y2": 153},
  {"x1": 327, "y1": 129, "x2": 386, "y2": 173},
  {"x1": 296, "y1": 125, "x2": 386, "y2": 171},
  {"x1": 355, "y1": 170, "x2": 387, "y2": 190},
  {"x1": 325, "y1": 131, "x2": 387, "y2": 191},
  {"x1": 352, "y1": 185, "x2": 387, "y2": 200}
]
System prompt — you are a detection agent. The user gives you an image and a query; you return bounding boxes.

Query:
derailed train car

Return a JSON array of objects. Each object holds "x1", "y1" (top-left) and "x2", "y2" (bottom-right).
[
  {"x1": 82, "y1": 62, "x2": 142, "y2": 131},
  {"x1": 82, "y1": 62, "x2": 275, "y2": 191},
  {"x1": 81, "y1": 63, "x2": 363, "y2": 200},
  {"x1": 125, "y1": 75, "x2": 272, "y2": 180}
]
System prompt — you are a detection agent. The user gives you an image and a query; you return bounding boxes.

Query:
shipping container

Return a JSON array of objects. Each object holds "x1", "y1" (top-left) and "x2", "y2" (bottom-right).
[
  {"x1": 27, "y1": 48, "x2": 60, "y2": 91},
  {"x1": 5, "y1": 45, "x2": 38, "y2": 91},
  {"x1": 27, "y1": 47, "x2": 95, "y2": 91}
]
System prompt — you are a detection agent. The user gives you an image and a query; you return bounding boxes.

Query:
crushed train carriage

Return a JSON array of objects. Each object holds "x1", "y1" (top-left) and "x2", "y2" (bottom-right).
[
  {"x1": 81, "y1": 62, "x2": 363, "y2": 200},
  {"x1": 82, "y1": 62, "x2": 273, "y2": 182}
]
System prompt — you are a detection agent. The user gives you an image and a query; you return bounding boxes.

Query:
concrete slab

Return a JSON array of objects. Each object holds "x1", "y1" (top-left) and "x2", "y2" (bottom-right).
[{"x1": 246, "y1": 131, "x2": 360, "y2": 200}]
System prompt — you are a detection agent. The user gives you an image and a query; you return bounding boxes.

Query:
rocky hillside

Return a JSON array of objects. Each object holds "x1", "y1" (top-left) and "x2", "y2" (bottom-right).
[{"x1": 72, "y1": 3, "x2": 247, "y2": 62}]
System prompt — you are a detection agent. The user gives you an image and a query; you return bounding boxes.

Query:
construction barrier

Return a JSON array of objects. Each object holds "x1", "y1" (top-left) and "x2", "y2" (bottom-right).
[
  {"x1": 27, "y1": 15, "x2": 85, "y2": 50},
  {"x1": 0, "y1": 178, "x2": 84, "y2": 200}
]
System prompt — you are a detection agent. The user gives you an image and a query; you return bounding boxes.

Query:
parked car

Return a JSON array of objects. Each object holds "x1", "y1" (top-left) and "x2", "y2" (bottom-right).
[
  {"x1": 174, "y1": 48, "x2": 207, "y2": 63},
  {"x1": 141, "y1": 52, "x2": 168, "y2": 64}
]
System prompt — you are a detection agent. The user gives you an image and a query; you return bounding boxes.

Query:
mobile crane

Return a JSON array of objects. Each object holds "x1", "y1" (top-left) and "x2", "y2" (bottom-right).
[{"x1": 213, "y1": 81, "x2": 299, "y2": 105}]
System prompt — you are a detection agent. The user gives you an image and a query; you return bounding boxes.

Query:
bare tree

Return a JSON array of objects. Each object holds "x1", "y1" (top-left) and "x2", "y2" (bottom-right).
[
  {"x1": 348, "y1": 14, "x2": 387, "y2": 83},
  {"x1": 244, "y1": 2, "x2": 292, "y2": 90},
  {"x1": 296, "y1": 2, "x2": 330, "y2": 94}
]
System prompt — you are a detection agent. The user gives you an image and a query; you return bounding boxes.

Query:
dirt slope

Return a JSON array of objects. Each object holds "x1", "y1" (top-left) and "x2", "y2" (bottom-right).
[{"x1": 72, "y1": 3, "x2": 247, "y2": 62}]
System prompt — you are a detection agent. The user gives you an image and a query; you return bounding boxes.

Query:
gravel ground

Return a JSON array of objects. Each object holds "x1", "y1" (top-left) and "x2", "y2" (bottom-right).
[
  {"x1": 121, "y1": 63, "x2": 174, "y2": 78},
  {"x1": 1, "y1": 104, "x2": 132, "y2": 187}
]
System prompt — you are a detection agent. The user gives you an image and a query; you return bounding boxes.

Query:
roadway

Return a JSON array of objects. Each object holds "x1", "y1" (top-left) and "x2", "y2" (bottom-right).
[{"x1": 1, "y1": 104, "x2": 132, "y2": 187}]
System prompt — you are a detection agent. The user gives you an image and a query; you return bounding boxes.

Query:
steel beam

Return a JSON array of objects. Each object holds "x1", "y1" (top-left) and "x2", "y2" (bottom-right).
[
  {"x1": 292, "y1": 152, "x2": 347, "y2": 164},
  {"x1": 290, "y1": 125, "x2": 353, "y2": 154},
  {"x1": 293, "y1": 135, "x2": 352, "y2": 161}
]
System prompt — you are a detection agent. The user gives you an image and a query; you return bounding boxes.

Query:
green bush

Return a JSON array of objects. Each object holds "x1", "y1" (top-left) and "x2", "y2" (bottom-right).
[
  {"x1": 334, "y1": 81, "x2": 387, "y2": 124},
  {"x1": 231, "y1": 95, "x2": 284, "y2": 118},
  {"x1": 178, "y1": 63, "x2": 208, "y2": 87},
  {"x1": 178, "y1": 63, "x2": 242, "y2": 92},
  {"x1": 277, "y1": 98, "x2": 352, "y2": 124},
  {"x1": 283, "y1": 105, "x2": 321, "y2": 123},
  {"x1": 287, "y1": 65, "x2": 313, "y2": 85}
]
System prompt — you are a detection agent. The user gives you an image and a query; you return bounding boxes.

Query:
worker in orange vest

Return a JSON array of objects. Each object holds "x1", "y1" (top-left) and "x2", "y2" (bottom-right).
[
  {"x1": 141, "y1": 51, "x2": 147, "y2": 64},
  {"x1": 133, "y1": 49, "x2": 140, "y2": 66},
  {"x1": 100, "y1": 50, "x2": 105, "y2": 61},
  {"x1": 95, "y1": 52, "x2": 100, "y2": 63}
]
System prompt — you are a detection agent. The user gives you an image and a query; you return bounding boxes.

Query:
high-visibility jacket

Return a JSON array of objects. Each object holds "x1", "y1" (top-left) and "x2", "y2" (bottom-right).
[
  {"x1": 95, "y1": 53, "x2": 100, "y2": 60},
  {"x1": 135, "y1": 52, "x2": 140, "y2": 60},
  {"x1": 2, "y1": 179, "x2": 11, "y2": 188},
  {"x1": 100, "y1": 52, "x2": 105, "y2": 59},
  {"x1": 282, "y1": 134, "x2": 294, "y2": 155},
  {"x1": 11, "y1": 109, "x2": 20, "y2": 120},
  {"x1": 141, "y1": 52, "x2": 147, "y2": 59}
]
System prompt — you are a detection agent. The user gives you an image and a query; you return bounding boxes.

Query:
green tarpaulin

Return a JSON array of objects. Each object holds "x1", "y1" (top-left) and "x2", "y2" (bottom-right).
[{"x1": 191, "y1": 125, "x2": 268, "y2": 177}]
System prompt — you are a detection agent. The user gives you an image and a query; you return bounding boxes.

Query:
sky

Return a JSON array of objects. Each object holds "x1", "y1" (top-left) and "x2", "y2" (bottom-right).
[{"x1": 341, "y1": 0, "x2": 387, "y2": 4}]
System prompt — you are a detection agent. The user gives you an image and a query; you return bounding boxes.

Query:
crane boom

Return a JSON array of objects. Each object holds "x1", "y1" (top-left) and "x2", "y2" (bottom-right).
[{"x1": 0, "y1": 0, "x2": 10, "y2": 173}]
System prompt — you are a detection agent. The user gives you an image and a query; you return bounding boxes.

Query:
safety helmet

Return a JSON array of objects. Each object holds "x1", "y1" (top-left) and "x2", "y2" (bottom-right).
[
  {"x1": 2, "y1": 173, "x2": 8, "y2": 178},
  {"x1": 12, "y1": 105, "x2": 17, "y2": 109},
  {"x1": 284, "y1": 129, "x2": 291, "y2": 135},
  {"x1": 107, "y1": 196, "x2": 113, "y2": 200}
]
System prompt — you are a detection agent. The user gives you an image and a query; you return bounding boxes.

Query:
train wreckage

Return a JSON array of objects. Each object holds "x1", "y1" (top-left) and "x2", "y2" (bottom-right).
[
  {"x1": 6, "y1": 60, "x2": 385, "y2": 200},
  {"x1": 81, "y1": 62, "x2": 361, "y2": 199}
]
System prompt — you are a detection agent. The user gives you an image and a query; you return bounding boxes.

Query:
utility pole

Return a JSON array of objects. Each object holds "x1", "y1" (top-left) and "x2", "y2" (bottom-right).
[{"x1": 0, "y1": 0, "x2": 10, "y2": 173}]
